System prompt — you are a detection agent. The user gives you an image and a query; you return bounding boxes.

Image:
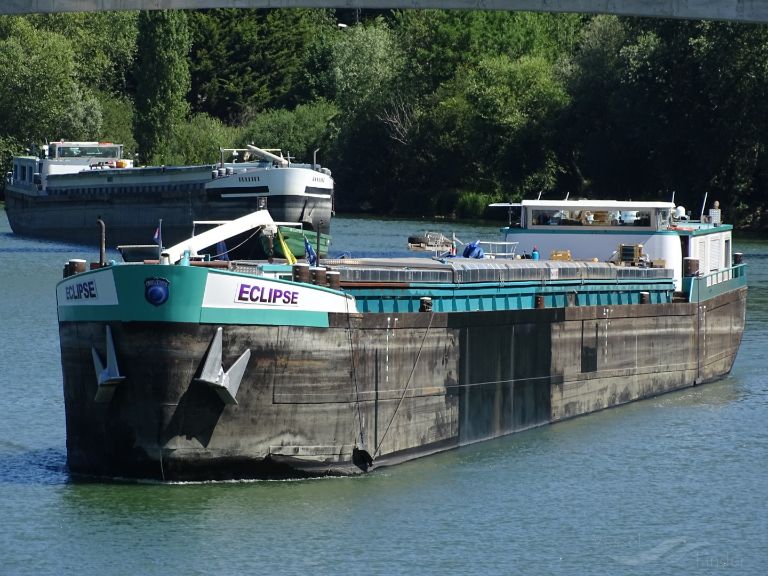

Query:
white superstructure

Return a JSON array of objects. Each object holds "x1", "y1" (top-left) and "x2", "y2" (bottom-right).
[{"x1": 494, "y1": 199, "x2": 734, "y2": 291}]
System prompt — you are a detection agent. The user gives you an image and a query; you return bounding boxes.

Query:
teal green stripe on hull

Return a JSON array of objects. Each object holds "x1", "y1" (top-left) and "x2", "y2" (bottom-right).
[
  {"x1": 57, "y1": 264, "x2": 332, "y2": 326},
  {"x1": 114, "y1": 264, "x2": 208, "y2": 321},
  {"x1": 199, "y1": 308, "x2": 330, "y2": 327}
]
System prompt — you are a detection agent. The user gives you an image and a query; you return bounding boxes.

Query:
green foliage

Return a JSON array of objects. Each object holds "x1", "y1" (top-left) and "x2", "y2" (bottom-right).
[
  {"x1": 133, "y1": 10, "x2": 190, "y2": 165},
  {"x1": 419, "y1": 53, "x2": 569, "y2": 201},
  {"x1": 240, "y1": 100, "x2": 339, "y2": 163},
  {"x1": 308, "y1": 20, "x2": 410, "y2": 213},
  {"x1": 189, "y1": 9, "x2": 336, "y2": 123},
  {"x1": 188, "y1": 9, "x2": 264, "y2": 122},
  {"x1": 96, "y1": 92, "x2": 136, "y2": 157},
  {"x1": 23, "y1": 12, "x2": 138, "y2": 94},
  {"x1": 330, "y1": 11, "x2": 581, "y2": 216},
  {"x1": 463, "y1": 11, "x2": 584, "y2": 62},
  {"x1": 325, "y1": 20, "x2": 404, "y2": 117},
  {"x1": 558, "y1": 16, "x2": 768, "y2": 221},
  {"x1": 0, "y1": 134, "x2": 22, "y2": 197},
  {"x1": 0, "y1": 17, "x2": 102, "y2": 143},
  {"x1": 455, "y1": 191, "x2": 495, "y2": 219},
  {"x1": 1, "y1": 9, "x2": 768, "y2": 224},
  {"x1": 393, "y1": 10, "x2": 583, "y2": 98},
  {"x1": 328, "y1": 115, "x2": 396, "y2": 213},
  {"x1": 296, "y1": 17, "x2": 339, "y2": 104},
  {"x1": 168, "y1": 113, "x2": 242, "y2": 165}
]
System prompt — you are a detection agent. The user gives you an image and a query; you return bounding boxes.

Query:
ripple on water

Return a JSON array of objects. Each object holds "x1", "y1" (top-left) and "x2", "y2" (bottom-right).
[{"x1": 0, "y1": 447, "x2": 69, "y2": 486}]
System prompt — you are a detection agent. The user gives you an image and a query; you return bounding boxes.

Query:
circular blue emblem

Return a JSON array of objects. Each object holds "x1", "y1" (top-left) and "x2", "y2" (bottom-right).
[{"x1": 144, "y1": 277, "x2": 170, "y2": 306}]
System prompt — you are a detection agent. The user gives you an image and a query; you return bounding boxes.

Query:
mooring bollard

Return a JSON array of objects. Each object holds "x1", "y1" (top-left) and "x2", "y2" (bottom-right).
[
  {"x1": 292, "y1": 262, "x2": 310, "y2": 283},
  {"x1": 311, "y1": 266, "x2": 327, "y2": 286},
  {"x1": 327, "y1": 271, "x2": 341, "y2": 290}
]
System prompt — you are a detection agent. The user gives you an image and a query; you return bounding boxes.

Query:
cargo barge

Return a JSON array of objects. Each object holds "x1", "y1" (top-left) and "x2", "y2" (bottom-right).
[
  {"x1": 5, "y1": 141, "x2": 333, "y2": 255},
  {"x1": 56, "y1": 201, "x2": 747, "y2": 480}
]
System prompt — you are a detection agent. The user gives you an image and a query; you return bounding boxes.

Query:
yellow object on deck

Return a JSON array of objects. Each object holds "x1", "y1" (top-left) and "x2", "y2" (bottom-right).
[
  {"x1": 277, "y1": 229, "x2": 297, "y2": 265},
  {"x1": 550, "y1": 250, "x2": 572, "y2": 261}
]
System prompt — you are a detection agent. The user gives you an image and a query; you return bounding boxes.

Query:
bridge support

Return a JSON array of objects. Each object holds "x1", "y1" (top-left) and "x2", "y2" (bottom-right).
[{"x1": 5, "y1": 1, "x2": 768, "y2": 24}]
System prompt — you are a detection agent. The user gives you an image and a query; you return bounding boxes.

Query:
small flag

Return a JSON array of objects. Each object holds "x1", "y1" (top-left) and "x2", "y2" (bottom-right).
[
  {"x1": 462, "y1": 240, "x2": 484, "y2": 259},
  {"x1": 153, "y1": 220, "x2": 162, "y2": 247},
  {"x1": 215, "y1": 240, "x2": 229, "y2": 261},
  {"x1": 303, "y1": 235, "x2": 317, "y2": 266},
  {"x1": 277, "y1": 228, "x2": 297, "y2": 265}
]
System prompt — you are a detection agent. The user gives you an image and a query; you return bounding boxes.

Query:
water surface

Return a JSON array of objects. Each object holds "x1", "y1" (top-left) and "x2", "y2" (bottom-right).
[{"x1": 0, "y1": 211, "x2": 765, "y2": 575}]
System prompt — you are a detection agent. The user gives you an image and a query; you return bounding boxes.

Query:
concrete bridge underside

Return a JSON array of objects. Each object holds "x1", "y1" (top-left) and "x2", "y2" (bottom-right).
[{"x1": 4, "y1": 1, "x2": 768, "y2": 24}]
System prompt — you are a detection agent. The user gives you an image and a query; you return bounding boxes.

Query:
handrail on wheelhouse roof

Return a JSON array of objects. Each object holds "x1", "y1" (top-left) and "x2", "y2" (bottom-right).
[{"x1": 520, "y1": 199, "x2": 675, "y2": 210}]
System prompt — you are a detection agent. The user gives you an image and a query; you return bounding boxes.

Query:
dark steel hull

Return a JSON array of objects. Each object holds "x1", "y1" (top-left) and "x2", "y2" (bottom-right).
[
  {"x1": 59, "y1": 287, "x2": 746, "y2": 481},
  {"x1": 5, "y1": 187, "x2": 332, "y2": 248}
]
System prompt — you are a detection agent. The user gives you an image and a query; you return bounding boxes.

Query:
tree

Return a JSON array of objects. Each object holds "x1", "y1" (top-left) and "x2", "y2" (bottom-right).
[
  {"x1": 97, "y1": 92, "x2": 137, "y2": 157},
  {"x1": 0, "y1": 17, "x2": 101, "y2": 143},
  {"x1": 349, "y1": 10, "x2": 584, "y2": 216},
  {"x1": 311, "y1": 19, "x2": 406, "y2": 213},
  {"x1": 420, "y1": 53, "x2": 569, "y2": 205},
  {"x1": 133, "y1": 10, "x2": 190, "y2": 164},
  {"x1": 557, "y1": 15, "x2": 628, "y2": 196},
  {"x1": 24, "y1": 12, "x2": 138, "y2": 95},
  {"x1": 171, "y1": 113, "x2": 242, "y2": 165},
  {"x1": 560, "y1": 16, "x2": 768, "y2": 224},
  {"x1": 321, "y1": 19, "x2": 404, "y2": 117},
  {"x1": 240, "y1": 100, "x2": 339, "y2": 162},
  {"x1": 393, "y1": 10, "x2": 583, "y2": 98},
  {"x1": 189, "y1": 9, "x2": 335, "y2": 123}
]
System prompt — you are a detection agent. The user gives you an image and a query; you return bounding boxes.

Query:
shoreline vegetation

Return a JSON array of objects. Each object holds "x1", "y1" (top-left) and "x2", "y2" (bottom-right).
[{"x1": 0, "y1": 10, "x2": 767, "y2": 229}]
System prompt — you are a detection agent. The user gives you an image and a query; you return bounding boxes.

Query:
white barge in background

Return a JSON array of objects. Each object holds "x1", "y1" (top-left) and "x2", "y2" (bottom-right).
[
  {"x1": 56, "y1": 199, "x2": 746, "y2": 480},
  {"x1": 5, "y1": 141, "x2": 333, "y2": 255}
]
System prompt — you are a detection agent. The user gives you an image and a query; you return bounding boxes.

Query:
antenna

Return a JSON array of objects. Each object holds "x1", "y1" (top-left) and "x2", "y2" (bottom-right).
[{"x1": 699, "y1": 192, "x2": 708, "y2": 221}]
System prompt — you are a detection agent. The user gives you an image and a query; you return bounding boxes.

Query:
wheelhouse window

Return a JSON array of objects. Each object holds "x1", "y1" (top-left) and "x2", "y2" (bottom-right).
[
  {"x1": 529, "y1": 208, "x2": 655, "y2": 228},
  {"x1": 52, "y1": 144, "x2": 121, "y2": 159}
]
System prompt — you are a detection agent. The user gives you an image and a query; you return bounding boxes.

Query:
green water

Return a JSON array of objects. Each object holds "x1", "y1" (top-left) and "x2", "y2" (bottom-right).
[{"x1": 0, "y1": 211, "x2": 766, "y2": 575}]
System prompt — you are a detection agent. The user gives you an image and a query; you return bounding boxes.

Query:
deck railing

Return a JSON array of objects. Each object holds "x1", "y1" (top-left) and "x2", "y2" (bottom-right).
[
  {"x1": 478, "y1": 241, "x2": 518, "y2": 259},
  {"x1": 685, "y1": 263, "x2": 747, "y2": 303}
]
